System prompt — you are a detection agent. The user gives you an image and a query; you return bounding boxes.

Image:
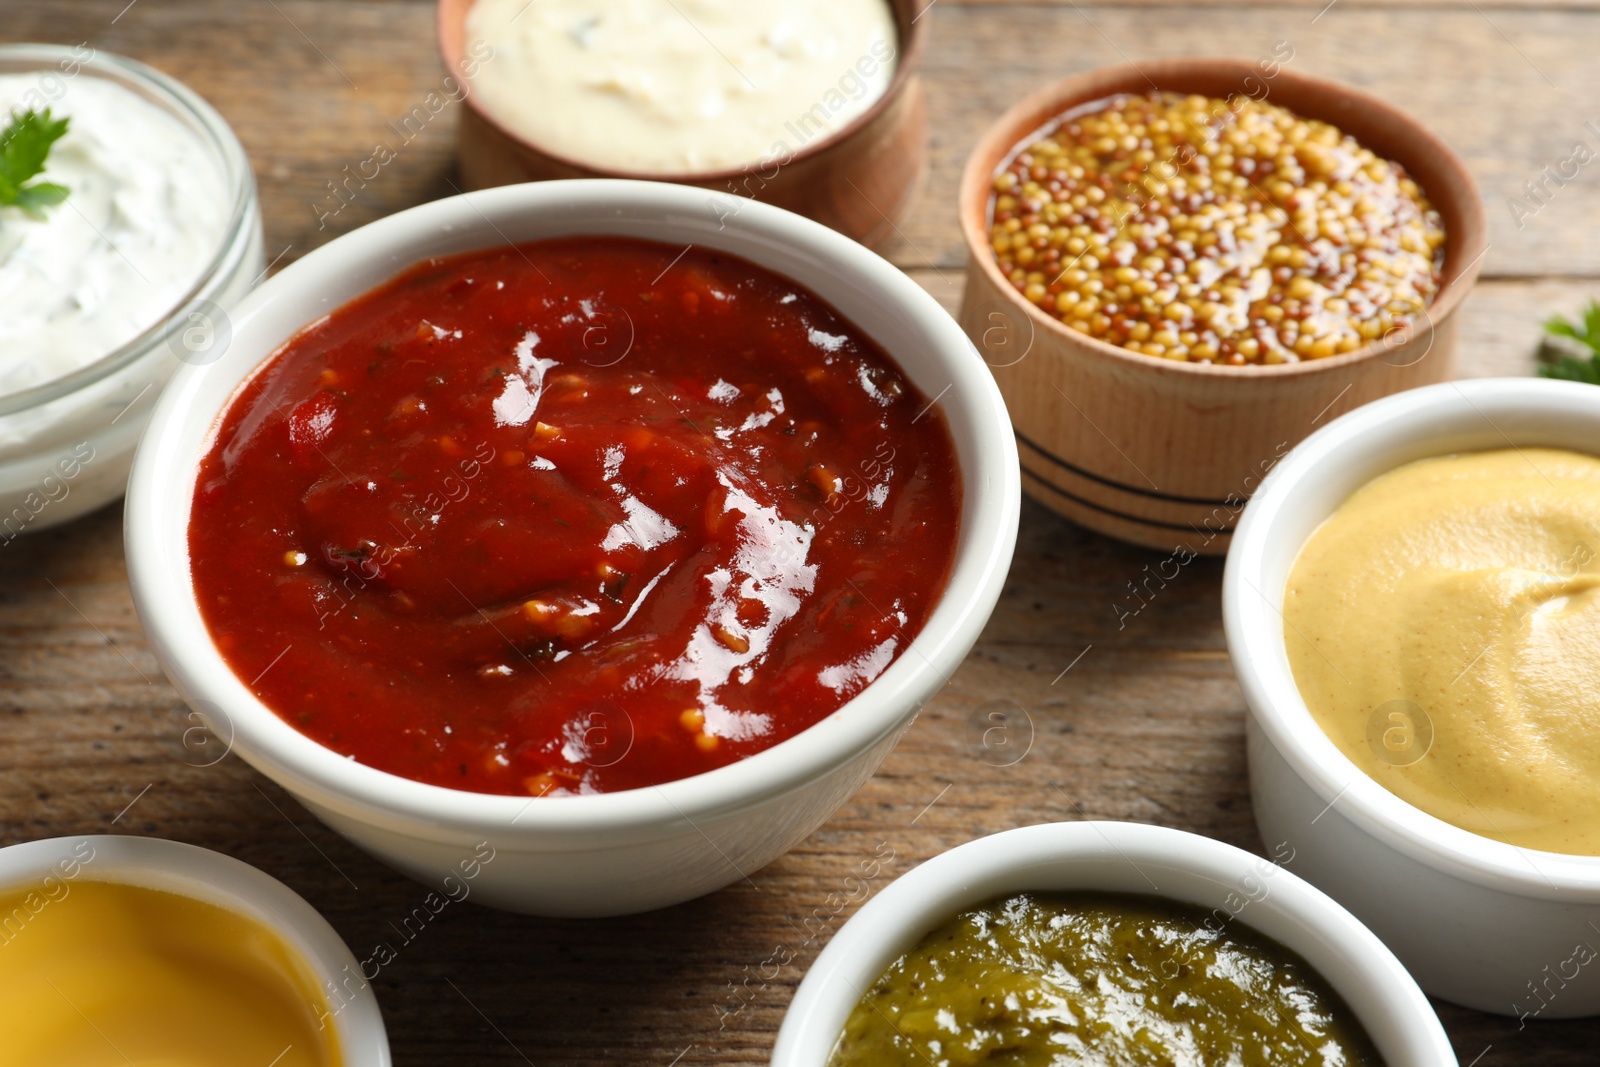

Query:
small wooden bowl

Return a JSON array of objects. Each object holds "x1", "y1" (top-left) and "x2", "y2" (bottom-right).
[
  {"x1": 958, "y1": 58, "x2": 1487, "y2": 554},
  {"x1": 437, "y1": 0, "x2": 928, "y2": 248}
]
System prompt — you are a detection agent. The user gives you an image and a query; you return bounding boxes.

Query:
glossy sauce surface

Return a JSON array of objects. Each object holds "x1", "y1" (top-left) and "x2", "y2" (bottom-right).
[
  {"x1": 0, "y1": 879, "x2": 340, "y2": 1067},
  {"x1": 830, "y1": 891, "x2": 1383, "y2": 1067},
  {"x1": 190, "y1": 237, "x2": 960, "y2": 795}
]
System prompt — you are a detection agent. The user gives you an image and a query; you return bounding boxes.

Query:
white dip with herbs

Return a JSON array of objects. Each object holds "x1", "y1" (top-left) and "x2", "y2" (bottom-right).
[
  {"x1": 464, "y1": 0, "x2": 898, "y2": 174},
  {"x1": 0, "y1": 74, "x2": 228, "y2": 396}
]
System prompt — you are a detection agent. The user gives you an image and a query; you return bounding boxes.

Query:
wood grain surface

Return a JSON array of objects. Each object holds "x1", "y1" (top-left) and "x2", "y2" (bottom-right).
[{"x1": 3, "y1": 1, "x2": 1598, "y2": 1063}]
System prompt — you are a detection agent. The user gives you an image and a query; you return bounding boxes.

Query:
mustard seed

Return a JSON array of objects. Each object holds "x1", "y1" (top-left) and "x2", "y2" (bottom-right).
[{"x1": 988, "y1": 91, "x2": 1445, "y2": 365}]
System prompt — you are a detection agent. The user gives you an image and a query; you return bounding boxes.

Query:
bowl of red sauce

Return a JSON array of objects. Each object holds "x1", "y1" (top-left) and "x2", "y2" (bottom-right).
[{"x1": 125, "y1": 179, "x2": 1020, "y2": 916}]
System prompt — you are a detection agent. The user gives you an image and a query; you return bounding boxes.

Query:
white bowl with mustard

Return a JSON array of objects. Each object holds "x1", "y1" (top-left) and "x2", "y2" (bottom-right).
[
  {"x1": 1225, "y1": 376, "x2": 1600, "y2": 1016},
  {"x1": 0, "y1": 834, "x2": 388, "y2": 1065}
]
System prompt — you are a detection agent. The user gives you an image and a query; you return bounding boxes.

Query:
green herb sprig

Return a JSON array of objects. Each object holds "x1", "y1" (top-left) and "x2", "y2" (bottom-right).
[
  {"x1": 0, "y1": 108, "x2": 71, "y2": 221},
  {"x1": 1537, "y1": 301, "x2": 1600, "y2": 384}
]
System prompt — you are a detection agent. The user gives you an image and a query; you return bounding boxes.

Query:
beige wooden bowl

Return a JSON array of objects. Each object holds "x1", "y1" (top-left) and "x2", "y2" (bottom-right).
[
  {"x1": 437, "y1": 0, "x2": 928, "y2": 248},
  {"x1": 958, "y1": 58, "x2": 1487, "y2": 553}
]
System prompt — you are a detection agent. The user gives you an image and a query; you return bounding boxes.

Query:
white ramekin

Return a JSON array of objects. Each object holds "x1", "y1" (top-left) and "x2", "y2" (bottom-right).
[
  {"x1": 773, "y1": 821, "x2": 1453, "y2": 1066},
  {"x1": 1225, "y1": 377, "x2": 1600, "y2": 1016},
  {"x1": 0, "y1": 834, "x2": 388, "y2": 1064},
  {"x1": 0, "y1": 44, "x2": 263, "y2": 535},
  {"x1": 125, "y1": 179, "x2": 1020, "y2": 916}
]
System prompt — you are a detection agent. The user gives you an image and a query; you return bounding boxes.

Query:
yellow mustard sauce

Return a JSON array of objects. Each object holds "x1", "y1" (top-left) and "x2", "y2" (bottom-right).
[
  {"x1": 1285, "y1": 448, "x2": 1600, "y2": 854},
  {"x1": 0, "y1": 877, "x2": 343, "y2": 1067}
]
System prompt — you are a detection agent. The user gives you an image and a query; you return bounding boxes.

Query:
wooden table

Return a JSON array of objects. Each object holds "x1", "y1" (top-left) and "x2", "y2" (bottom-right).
[{"x1": 5, "y1": 1, "x2": 1598, "y2": 1062}]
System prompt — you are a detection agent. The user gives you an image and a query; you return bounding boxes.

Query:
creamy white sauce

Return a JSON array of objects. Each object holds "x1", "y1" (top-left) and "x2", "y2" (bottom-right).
[
  {"x1": 464, "y1": 0, "x2": 898, "y2": 174},
  {"x1": 0, "y1": 74, "x2": 228, "y2": 396}
]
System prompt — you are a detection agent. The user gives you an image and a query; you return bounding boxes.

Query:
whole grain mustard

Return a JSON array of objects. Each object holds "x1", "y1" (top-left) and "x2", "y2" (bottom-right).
[{"x1": 989, "y1": 91, "x2": 1446, "y2": 365}]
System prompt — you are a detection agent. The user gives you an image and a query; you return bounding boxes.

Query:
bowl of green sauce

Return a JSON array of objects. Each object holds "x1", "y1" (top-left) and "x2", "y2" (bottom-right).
[{"x1": 772, "y1": 822, "x2": 1452, "y2": 1066}]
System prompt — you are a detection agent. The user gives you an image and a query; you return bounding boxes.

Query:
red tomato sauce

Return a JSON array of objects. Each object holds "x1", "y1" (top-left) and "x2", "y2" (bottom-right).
[{"x1": 189, "y1": 237, "x2": 961, "y2": 795}]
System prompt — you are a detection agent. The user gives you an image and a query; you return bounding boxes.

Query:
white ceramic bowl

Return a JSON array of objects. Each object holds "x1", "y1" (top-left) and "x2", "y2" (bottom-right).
[
  {"x1": 125, "y1": 179, "x2": 1020, "y2": 917},
  {"x1": 773, "y1": 821, "x2": 1453, "y2": 1066},
  {"x1": 0, "y1": 834, "x2": 388, "y2": 1064},
  {"x1": 1225, "y1": 377, "x2": 1600, "y2": 1016},
  {"x1": 0, "y1": 44, "x2": 262, "y2": 534}
]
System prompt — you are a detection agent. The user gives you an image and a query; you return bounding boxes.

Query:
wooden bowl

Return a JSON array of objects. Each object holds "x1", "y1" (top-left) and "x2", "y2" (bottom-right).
[
  {"x1": 958, "y1": 58, "x2": 1487, "y2": 554},
  {"x1": 437, "y1": 0, "x2": 928, "y2": 249}
]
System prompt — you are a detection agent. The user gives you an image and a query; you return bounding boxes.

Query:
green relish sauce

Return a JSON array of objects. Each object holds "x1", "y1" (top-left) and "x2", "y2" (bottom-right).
[{"x1": 828, "y1": 892, "x2": 1384, "y2": 1067}]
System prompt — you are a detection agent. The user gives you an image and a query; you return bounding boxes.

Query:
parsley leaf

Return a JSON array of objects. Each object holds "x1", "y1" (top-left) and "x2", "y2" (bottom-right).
[
  {"x1": 1538, "y1": 301, "x2": 1600, "y2": 385},
  {"x1": 0, "y1": 108, "x2": 71, "y2": 221}
]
